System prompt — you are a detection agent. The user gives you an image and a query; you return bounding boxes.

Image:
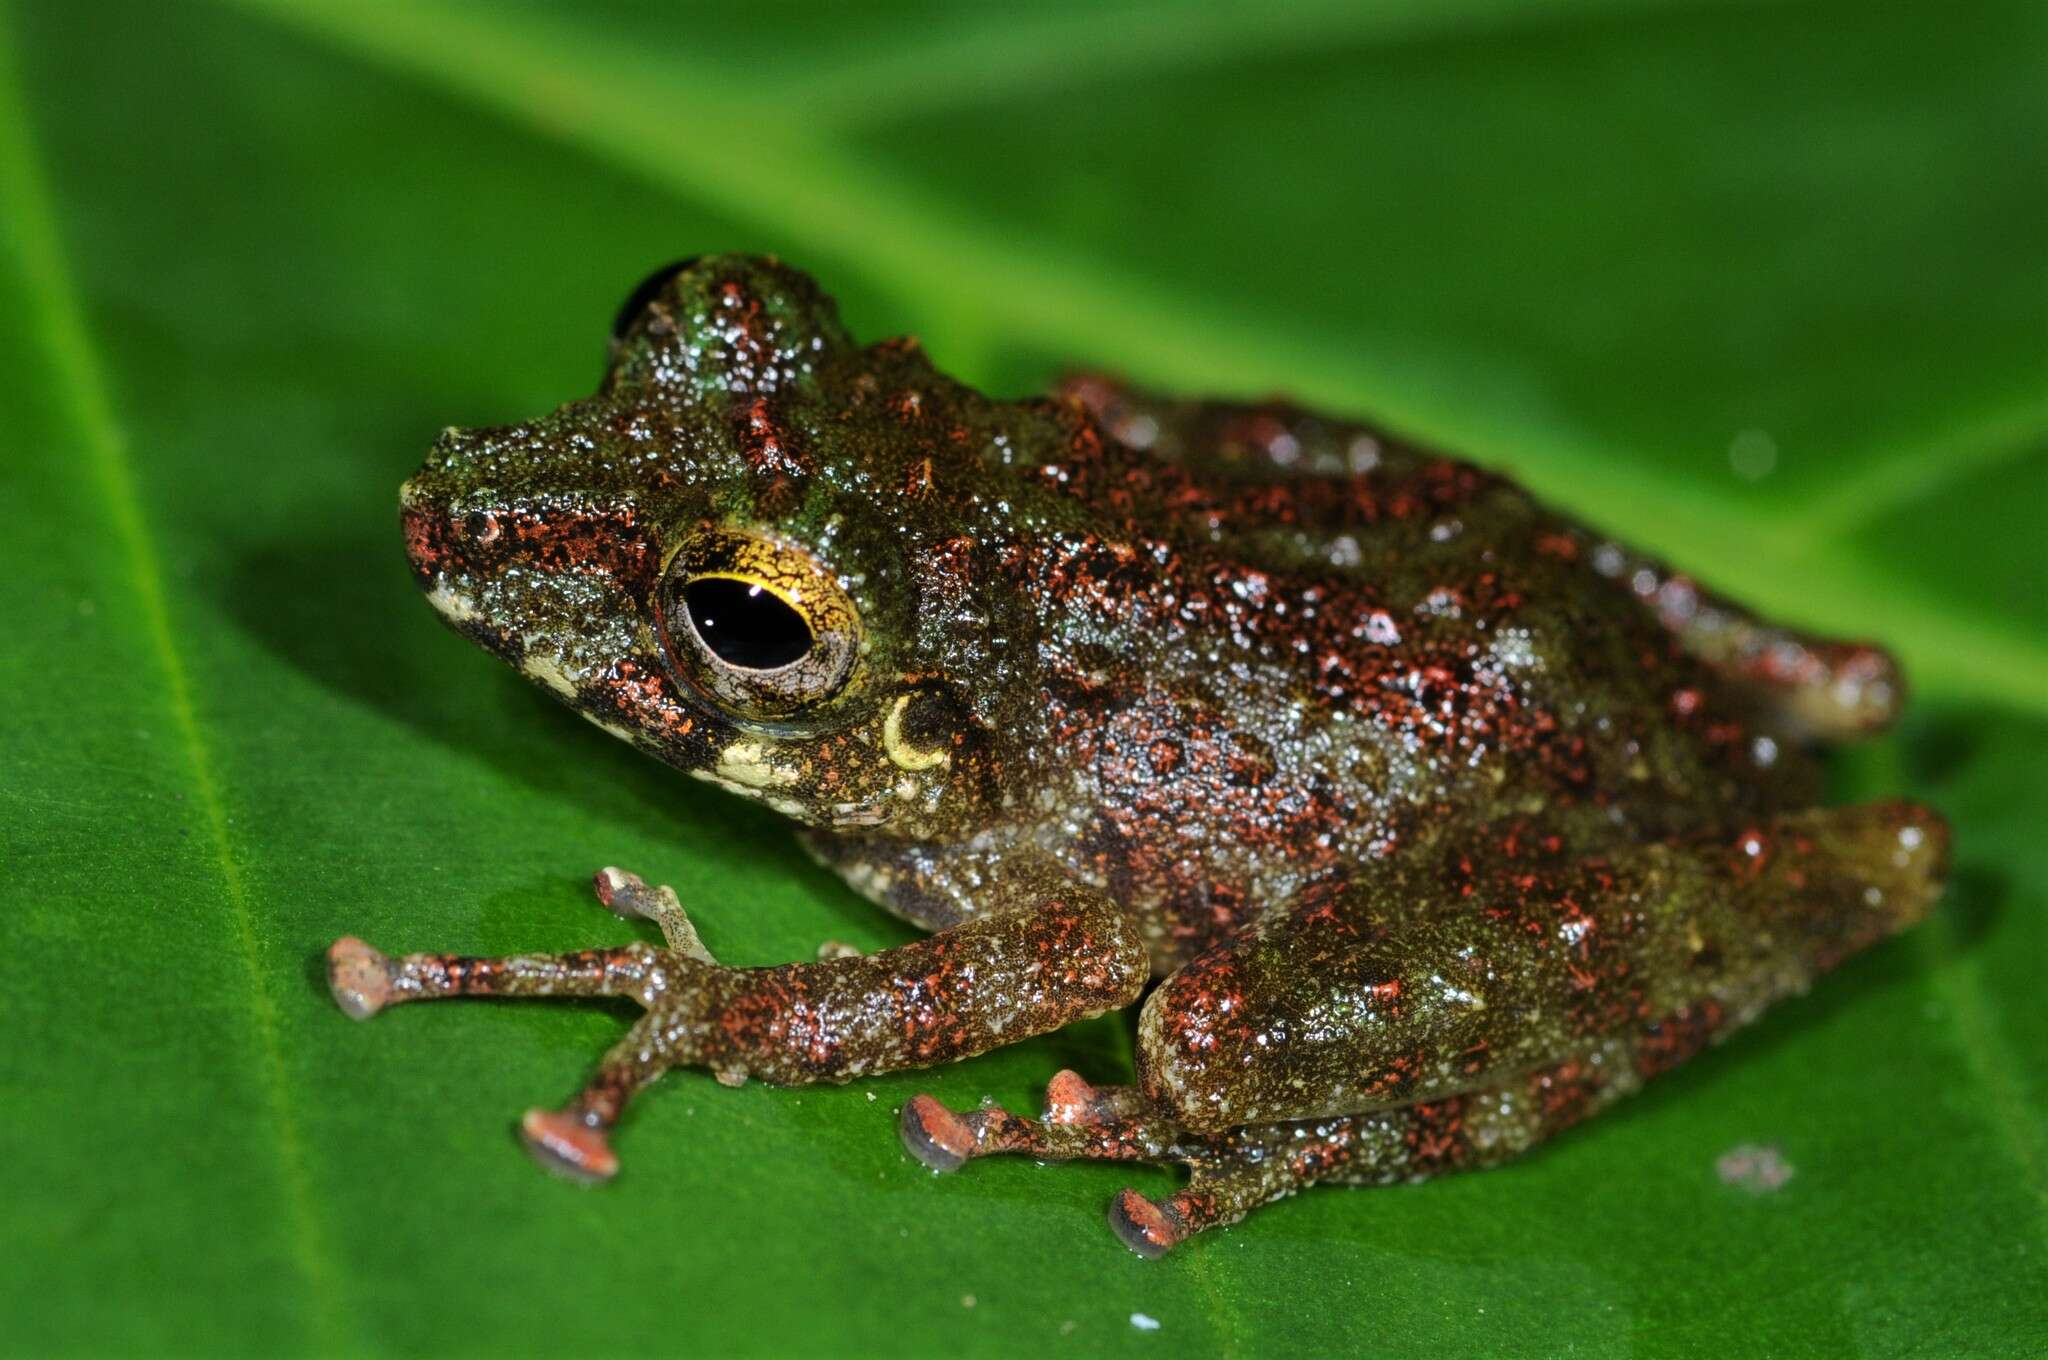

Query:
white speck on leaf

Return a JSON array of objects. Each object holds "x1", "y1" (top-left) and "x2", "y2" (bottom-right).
[
  {"x1": 1130, "y1": 1312, "x2": 1161, "y2": 1331},
  {"x1": 1728, "y1": 427, "x2": 1778, "y2": 481},
  {"x1": 1718, "y1": 1143, "x2": 1795, "y2": 1192}
]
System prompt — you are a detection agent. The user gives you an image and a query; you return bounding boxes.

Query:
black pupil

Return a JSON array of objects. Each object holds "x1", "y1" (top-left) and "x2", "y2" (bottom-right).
[
  {"x1": 684, "y1": 578, "x2": 813, "y2": 670},
  {"x1": 610, "y1": 257, "x2": 702, "y2": 339}
]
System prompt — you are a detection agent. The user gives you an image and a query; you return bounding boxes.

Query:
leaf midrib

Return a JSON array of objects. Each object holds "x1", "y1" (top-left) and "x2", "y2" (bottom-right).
[{"x1": 0, "y1": 9, "x2": 349, "y2": 1350}]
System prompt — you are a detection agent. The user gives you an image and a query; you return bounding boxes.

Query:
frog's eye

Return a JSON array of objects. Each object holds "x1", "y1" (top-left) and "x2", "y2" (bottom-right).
[
  {"x1": 657, "y1": 530, "x2": 859, "y2": 720},
  {"x1": 611, "y1": 257, "x2": 703, "y2": 340},
  {"x1": 683, "y1": 578, "x2": 812, "y2": 670}
]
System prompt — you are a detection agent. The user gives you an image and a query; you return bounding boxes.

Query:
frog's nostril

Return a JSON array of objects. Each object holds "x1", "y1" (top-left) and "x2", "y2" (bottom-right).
[{"x1": 462, "y1": 510, "x2": 501, "y2": 545}]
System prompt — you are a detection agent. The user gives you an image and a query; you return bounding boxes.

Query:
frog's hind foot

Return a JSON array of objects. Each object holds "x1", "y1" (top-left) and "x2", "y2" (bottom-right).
[
  {"x1": 1107, "y1": 1166, "x2": 1304, "y2": 1260},
  {"x1": 900, "y1": 1075, "x2": 1178, "y2": 1174},
  {"x1": 1043, "y1": 1069, "x2": 1147, "y2": 1125},
  {"x1": 900, "y1": 1070, "x2": 1161, "y2": 1173},
  {"x1": 1601, "y1": 544, "x2": 1905, "y2": 739},
  {"x1": 901, "y1": 1077, "x2": 1260, "y2": 1257},
  {"x1": 900, "y1": 1079, "x2": 1514, "y2": 1258}
]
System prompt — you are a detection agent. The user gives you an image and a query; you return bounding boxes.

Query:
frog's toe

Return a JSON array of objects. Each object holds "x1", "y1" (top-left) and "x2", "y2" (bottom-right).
[
  {"x1": 326, "y1": 936, "x2": 394, "y2": 1020},
  {"x1": 1107, "y1": 1188, "x2": 1185, "y2": 1259},
  {"x1": 592, "y1": 866, "x2": 657, "y2": 920},
  {"x1": 900, "y1": 1093, "x2": 974, "y2": 1172},
  {"x1": 519, "y1": 1108, "x2": 619, "y2": 1184},
  {"x1": 1044, "y1": 1069, "x2": 1115, "y2": 1124},
  {"x1": 592, "y1": 866, "x2": 716, "y2": 964}
]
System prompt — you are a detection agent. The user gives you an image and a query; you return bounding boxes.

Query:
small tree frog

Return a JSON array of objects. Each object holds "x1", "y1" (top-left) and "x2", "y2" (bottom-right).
[{"x1": 328, "y1": 256, "x2": 1947, "y2": 1256}]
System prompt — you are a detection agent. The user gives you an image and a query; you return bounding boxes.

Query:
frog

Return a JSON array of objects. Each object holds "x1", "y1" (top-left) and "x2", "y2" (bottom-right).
[{"x1": 327, "y1": 254, "x2": 1948, "y2": 1256}]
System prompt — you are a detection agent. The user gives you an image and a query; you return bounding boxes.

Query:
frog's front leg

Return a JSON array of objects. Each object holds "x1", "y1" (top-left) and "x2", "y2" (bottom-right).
[{"x1": 326, "y1": 865, "x2": 1148, "y2": 1182}]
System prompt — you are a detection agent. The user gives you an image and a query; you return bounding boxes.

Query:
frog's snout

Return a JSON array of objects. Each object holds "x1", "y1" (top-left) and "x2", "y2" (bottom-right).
[
  {"x1": 399, "y1": 499, "x2": 493, "y2": 634},
  {"x1": 400, "y1": 469, "x2": 516, "y2": 618}
]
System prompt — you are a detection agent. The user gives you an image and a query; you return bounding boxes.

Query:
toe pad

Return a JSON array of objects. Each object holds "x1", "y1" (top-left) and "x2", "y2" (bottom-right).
[
  {"x1": 899, "y1": 1094, "x2": 974, "y2": 1172},
  {"x1": 1108, "y1": 1189, "x2": 1182, "y2": 1259},
  {"x1": 520, "y1": 1109, "x2": 619, "y2": 1184},
  {"x1": 327, "y1": 936, "x2": 393, "y2": 1020}
]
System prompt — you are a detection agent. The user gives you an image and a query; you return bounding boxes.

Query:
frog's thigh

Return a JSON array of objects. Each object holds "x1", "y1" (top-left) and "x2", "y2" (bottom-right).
[
  {"x1": 1137, "y1": 801, "x2": 1949, "y2": 1134},
  {"x1": 1136, "y1": 898, "x2": 1517, "y2": 1132}
]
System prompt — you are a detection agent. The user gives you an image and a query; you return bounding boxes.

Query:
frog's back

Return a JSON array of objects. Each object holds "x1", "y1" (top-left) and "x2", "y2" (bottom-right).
[{"x1": 998, "y1": 385, "x2": 1833, "y2": 961}]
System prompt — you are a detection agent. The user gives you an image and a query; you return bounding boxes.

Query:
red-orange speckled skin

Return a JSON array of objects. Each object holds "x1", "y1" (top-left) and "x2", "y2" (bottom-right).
[{"x1": 344, "y1": 255, "x2": 1946, "y2": 1253}]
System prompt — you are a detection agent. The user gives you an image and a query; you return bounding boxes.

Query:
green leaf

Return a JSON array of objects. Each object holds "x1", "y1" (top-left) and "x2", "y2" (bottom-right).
[{"x1": 3, "y1": 1, "x2": 2041, "y2": 1354}]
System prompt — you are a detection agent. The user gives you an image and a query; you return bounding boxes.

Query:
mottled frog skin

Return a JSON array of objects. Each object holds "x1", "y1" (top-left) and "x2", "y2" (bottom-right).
[{"x1": 328, "y1": 255, "x2": 1947, "y2": 1256}]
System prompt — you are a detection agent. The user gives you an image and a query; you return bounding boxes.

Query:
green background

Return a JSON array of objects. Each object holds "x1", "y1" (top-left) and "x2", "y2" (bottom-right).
[{"x1": 3, "y1": 1, "x2": 2043, "y2": 1355}]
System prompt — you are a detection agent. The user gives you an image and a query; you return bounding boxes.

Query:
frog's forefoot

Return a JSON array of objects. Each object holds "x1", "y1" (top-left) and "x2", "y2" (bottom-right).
[
  {"x1": 520, "y1": 1108, "x2": 620, "y2": 1184},
  {"x1": 326, "y1": 936, "x2": 395, "y2": 1020},
  {"x1": 592, "y1": 865, "x2": 716, "y2": 963}
]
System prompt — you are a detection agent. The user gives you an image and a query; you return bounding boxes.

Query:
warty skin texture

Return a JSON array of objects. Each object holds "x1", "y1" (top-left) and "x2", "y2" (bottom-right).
[{"x1": 332, "y1": 254, "x2": 1947, "y2": 1255}]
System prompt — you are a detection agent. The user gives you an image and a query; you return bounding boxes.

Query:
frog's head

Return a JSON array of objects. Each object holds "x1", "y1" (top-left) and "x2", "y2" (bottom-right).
[{"x1": 401, "y1": 254, "x2": 1065, "y2": 836}]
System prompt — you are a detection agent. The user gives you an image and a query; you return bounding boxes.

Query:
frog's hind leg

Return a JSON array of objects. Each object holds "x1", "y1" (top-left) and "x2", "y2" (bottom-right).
[
  {"x1": 1107, "y1": 799, "x2": 1943, "y2": 1253},
  {"x1": 1596, "y1": 542, "x2": 1904, "y2": 739},
  {"x1": 1105, "y1": 1058, "x2": 1628, "y2": 1258},
  {"x1": 1138, "y1": 799, "x2": 1948, "y2": 1139}
]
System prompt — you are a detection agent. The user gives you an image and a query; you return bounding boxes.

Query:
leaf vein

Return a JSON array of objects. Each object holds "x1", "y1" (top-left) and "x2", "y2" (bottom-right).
[
  {"x1": 1788, "y1": 395, "x2": 2048, "y2": 540},
  {"x1": 0, "y1": 10, "x2": 350, "y2": 1349}
]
